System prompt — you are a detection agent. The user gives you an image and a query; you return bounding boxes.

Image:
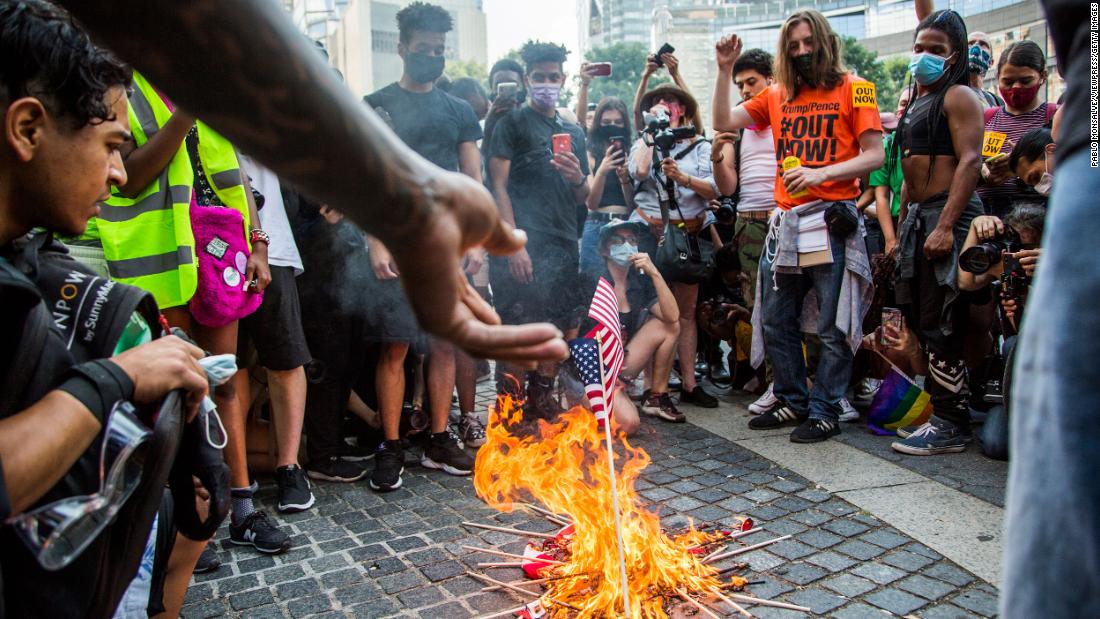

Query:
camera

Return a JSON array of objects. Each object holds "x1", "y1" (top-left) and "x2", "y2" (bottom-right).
[
  {"x1": 714, "y1": 196, "x2": 736, "y2": 224},
  {"x1": 959, "y1": 225, "x2": 1021, "y2": 274},
  {"x1": 642, "y1": 110, "x2": 696, "y2": 158},
  {"x1": 652, "y1": 43, "x2": 675, "y2": 67},
  {"x1": 1000, "y1": 253, "x2": 1030, "y2": 303}
]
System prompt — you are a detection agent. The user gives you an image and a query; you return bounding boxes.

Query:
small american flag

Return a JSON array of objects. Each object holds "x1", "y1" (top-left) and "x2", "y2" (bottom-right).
[
  {"x1": 570, "y1": 338, "x2": 610, "y2": 420},
  {"x1": 585, "y1": 277, "x2": 625, "y2": 381}
]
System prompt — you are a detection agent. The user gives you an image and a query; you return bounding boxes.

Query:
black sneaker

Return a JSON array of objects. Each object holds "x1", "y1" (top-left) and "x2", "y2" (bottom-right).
[
  {"x1": 748, "y1": 403, "x2": 806, "y2": 430},
  {"x1": 369, "y1": 441, "x2": 405, "y2": 492},
  {"x1": 891, "y1": 419, "x2": 968, "y2": 456},
  {"x1": 308, "y1": 456, "x2": 367, "y2": 483},
  {"x1": 192, "y1": 544, "x2": 220, "y2": 574},
  {"x1": 680, "y1": 386, "x2": 719, "y2": 408},
  {"x1": 276, "y1": 465, "x2": 316, "y2": 513},
  {"x1": 422, "y1": 431, "x2": 475, "y2": 476},
  {"x1": 896, "y1": 423, "x2": 974, "y2": 442},
  {"x1": 790, "y1": 418, "x2": 841, "y2": 443},
  {"x1": 457, "y1": 412, "x2": 487, "y2": 448},
  {"x1": 229, "y1": 511, "x2": 291, "y2": 554},
  {"x1": 642, "y1": 392, "x2": 685, "y2": 423}
]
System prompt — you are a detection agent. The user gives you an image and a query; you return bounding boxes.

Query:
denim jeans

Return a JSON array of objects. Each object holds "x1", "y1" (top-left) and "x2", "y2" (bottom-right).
[
  {"x1": 1002, "y1": 149, "x2": 1100, "y2": 618},
  {"x1": 579, "y1": 218, "x2": 603, "y2": 274},
  {"x1": 759, "y1": 224, "x2": 851, "y2": 422}
]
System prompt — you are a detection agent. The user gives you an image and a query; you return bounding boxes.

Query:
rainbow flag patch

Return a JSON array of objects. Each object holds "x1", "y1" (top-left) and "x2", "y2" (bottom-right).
[{"x1": 867, "y1": 367, "x2": 933, "y2": 435}]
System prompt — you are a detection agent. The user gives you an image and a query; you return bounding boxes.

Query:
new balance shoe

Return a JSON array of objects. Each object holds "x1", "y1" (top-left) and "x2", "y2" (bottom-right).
[
  {"x1": 790, "y1": 418, "x2": 841, "y2": 443},
  {"x1": 891, "y1": 419, "x2": 968, "y2": 455},
  {"x1": 457, "y1": 412, "x2": 487, "y2": 448},
  {"x1": 229, "y1": 511, "x2": 291, "y2": 554},
  {"x1": 276, "y1": 464, "x2": 316, "y2": 513},
  {"x1": 748, "y1": 383, "x2": 778, "y2": 415},
  {"x1": 680, "y1": 386, "x2": 719, "y2": 408},
  {"x1": 307, "y1": 457, "x2": 367, "y2": 483},
  {"x1": 838, "y1": 399, "x2": 860, "y2": 422},
  {"x1": 422, "y1": 431, "x2": 475, "y2": 476},
  {"x1": 369, "y1": 440, "x2": 405, "y2": 492},
  {"x1": 642, "y1": 392, "x2": 685, "y2": 423},
  {"x1": 748, "y1": 403, "x2": 805, "y2": 430}
]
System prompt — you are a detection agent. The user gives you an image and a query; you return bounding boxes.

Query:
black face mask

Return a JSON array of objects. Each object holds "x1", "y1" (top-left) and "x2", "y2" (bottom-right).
[
  {"x1": 592, "y1": 124, "x2": 629, "y2": 143},
  {"x1": 405, "y1": 52, "x2": 445, "y2": 84},
  {"x1": 793, "y1": 53, "x2": 816, "y2": 85}
]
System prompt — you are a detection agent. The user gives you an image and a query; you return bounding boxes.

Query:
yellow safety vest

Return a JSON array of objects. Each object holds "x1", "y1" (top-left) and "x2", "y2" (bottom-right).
[{"x1": 91, "y1": 71, "x2": 250, "y2": 309}]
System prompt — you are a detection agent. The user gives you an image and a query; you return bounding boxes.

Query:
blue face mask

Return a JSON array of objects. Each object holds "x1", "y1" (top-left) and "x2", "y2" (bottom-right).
[
  {"x1": 909, "y1": 52, "x2": 953, "y2": 86},
  {"x1": 609, "y1": 243, "x2": 637, "y2": 267}
]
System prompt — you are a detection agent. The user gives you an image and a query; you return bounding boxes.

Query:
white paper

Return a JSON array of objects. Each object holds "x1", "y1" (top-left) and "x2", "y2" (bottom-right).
[{"x1": 796, "y1": 210, "x2": 829, "y2": 253}]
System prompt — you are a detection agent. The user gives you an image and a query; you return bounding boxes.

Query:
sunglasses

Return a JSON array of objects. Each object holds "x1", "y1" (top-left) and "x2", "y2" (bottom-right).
[{"x1": 10, "y1": 400, "x2": 152, "y2": 570}]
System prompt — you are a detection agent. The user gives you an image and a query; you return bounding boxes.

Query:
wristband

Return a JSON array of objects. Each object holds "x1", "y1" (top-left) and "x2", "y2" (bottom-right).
[
  {"x1": 571, "y1": 177, "x2": 587, "y2": 188},
  {"x1": 249, "y1": 228, "x2": 270, "y2": 246},
  {"x1": 57, "y1": 360, "x2": 135, "y2": 426}
]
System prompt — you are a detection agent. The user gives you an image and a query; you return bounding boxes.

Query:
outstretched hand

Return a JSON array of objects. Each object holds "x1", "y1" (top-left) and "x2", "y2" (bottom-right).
[
  {"x1": 388, "y1": 171, "x2": 567, "y2": 362},
  {"x1": 715, "y1": 35, "x2": 743, "y2": 70}
]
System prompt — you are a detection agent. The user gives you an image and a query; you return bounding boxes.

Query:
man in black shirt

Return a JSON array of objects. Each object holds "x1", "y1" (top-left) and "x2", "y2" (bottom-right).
[
  {"x1": 488, "y1": 40, "x2": 590, "y2": 416},
  {"x1": 360, "y1": 2, "x2": 482, "y2": 492},
  {"x1": 1002, "y1": 2, "x2": 1100, "y2": 617}
]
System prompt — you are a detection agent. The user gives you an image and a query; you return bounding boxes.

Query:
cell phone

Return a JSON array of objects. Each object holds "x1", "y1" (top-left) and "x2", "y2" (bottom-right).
[
  {"x1": 609, "y1": 136, "x2": 626, "y2": 153},
  {"x1": 552, "y1": 133, "x2": 573, "y2": 155},
  {"x1": 589, "y1": 62, "x2": 612, "y2": 77},
  {"x1": 496, "y1": 81, "x2": 519, "y2": 99},
  {"x1": 652, "y1": 43, "x2": 675, "y2": 67},
  {"x1": 880, "y1": 307, "x2": 904, "y2": 346}
]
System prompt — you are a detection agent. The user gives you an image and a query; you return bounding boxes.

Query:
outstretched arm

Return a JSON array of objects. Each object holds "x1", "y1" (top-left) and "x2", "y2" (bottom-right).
[
  {"x1": 712, "y1": 35, "x2": 755, "y2": 133},
  {"x1": 62, "y1": 0, "x2": 565, "y2": 362}
]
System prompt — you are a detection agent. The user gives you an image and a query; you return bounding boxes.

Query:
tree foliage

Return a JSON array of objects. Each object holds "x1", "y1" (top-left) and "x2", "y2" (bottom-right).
[
  {"x1": 444, "y1": 58, "x2": 488, "y2": 86},
  {"x1": 841, "y1": 36, "x2": 896, "y2": 113}
]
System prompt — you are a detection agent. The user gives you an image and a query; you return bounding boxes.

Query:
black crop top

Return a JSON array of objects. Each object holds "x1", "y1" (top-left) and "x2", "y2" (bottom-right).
[{"x1": 898, "y1": 93, "x2": 956, "y2": 158}]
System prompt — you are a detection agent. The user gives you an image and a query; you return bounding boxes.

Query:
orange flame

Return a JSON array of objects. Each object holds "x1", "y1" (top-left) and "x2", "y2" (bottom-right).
[{"x1": 473, "y1": 397, "x2": 724, "y2": 618}]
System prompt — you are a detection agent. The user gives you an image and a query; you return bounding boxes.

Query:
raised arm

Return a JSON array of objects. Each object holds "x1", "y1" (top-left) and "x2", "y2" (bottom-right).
[
  {"x1": 61, "y1": 0, "x2": 565, "y2": 361},
  {"x1": 915, "y1": 0, "x2": 935, "y2": 21},
  {"x1": 575, "y1": 63, "x2": 595, "y2": 132},
  {"x1": 712, "y1": 35, "x2": 755, "y2": 133},
  {"x1": 117, "y1": 109, "x2": 193, "y2": 198},
  {"x1": 633, "y1": 56, "x2": 659, "y2": 132}
]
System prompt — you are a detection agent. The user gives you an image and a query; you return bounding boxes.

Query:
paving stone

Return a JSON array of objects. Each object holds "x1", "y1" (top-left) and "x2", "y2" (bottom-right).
[
  {"x1": 404, "y1": 547, "x2": 450, "y2": 567},
  {"x1": 768, "y1": 479, "x2": 806, "y2": 493},
  {"x1": 790, "y1": 509, "x2": 831, "y2": 526},
  {"x1": 274, "y1": 578, "x2": 322, "y2": 602},
  {"x1": 236, "y1": 556, "x2": 278, "y2": 574},
  {"x1": 831, "y1": 602, "x2": 892, "y2": 618},
  {"x1": 218, "y1": 575, "x2": 261, "y2": 596},
  {"x1": 919, "y1": 603, "x2": 976, "y2": 618},
  {"x1": 466, "y1": 592, "x2": 518, "y2": 612},
  {"x1": 332, "y1": 582, "x2": 385, "y2": 606},
  {"x1": 746, "y1": 505, "x2": 789, "y2": 521},
  {"x1": 418, "y1": 601, "x2": 474, "y2": 618},
  {"x1": 798, "y1": 529, "x2": 844, "y2": 549},
  {"x1": 817, "y1": 499, "x2": 859, "y2": 516},
  {"x1": 440, "y1": 575, "x2": 483, "y2": 596},
  {"x1": 770, "y1": 496, "x2": 812, "y2": 513},
  {"x1": 376, "y1": 569, "x2": 427, "y2": 594},
  {"x1": 420, "y1": 560, "x2": 467, "y2": 582},
  {"x1": 744, "y1": 607, "x2": 803, "y2": 619},
  {"x1": 881, "y1": 549, "x2": 936, "y2": 572},
  {"x1": 665, "y1": 496, "x2": 705, "y2": 512},
  {"x1": 776, "y1": 561, "x2": 829, "y2": 585},
  {"x1": 743, "y1": 488, "x2": 781, "y2": 503},
  {"x1": 640, "y1": 487, "x2": 677, "y2": 502},
  {"x1": 687, "y1": 505, "x2": 732, "y2": 522},
  {"x1": 904, "y1": 541, "x2": 944, "y2": 560},
  {"x1": 182, "y1": 599, "x2": 230, "y2": 618},
  {"x1": 744, "y1": 578, "x2": 794, "y2": 600},
  {"x1": 821, "y1": 573, "x2": 877, "y2": 597},
  {"x1": 851, "y1": 562, "x2": 909, "y2": 585},
  {"x1": 717, "y1": 496, "x2": 754, "y2": 512},
  {"x1": 805, "y1": 550, "x2": 858, "y2": 572},
  {"x1": 925, "y1": 562, "x2": 977, "y2": 587},
  {"x1": 286, "y1": 595, "x2": 331, "y2": 619},
  {"x1": 767, "y1": 539, "x2": 817, "y2": 560},
  {"x1": 796, "y1": 488, "x2": 832, "y2": 503},
  {"x1": 238, "y1": 604, "x2": 287, "y2": 619},
  {"x1": 346, "y1": 597, "x2": 399, "y2": 618},
  {"x1": 365, "y1": 557, "x2": 407, "y2": 577},
  {"x1": 308, "y1": 553, "x2": 350, "y2": 574},
  {"x1": 823, "y1": 518, "x2": 871, "y2": 538},
  {"x1": 897, "y1": 574, "x2": 956, "y2": 600},
  {"x1": 784, "y1": 587, "x2": 847, "y2": 613},
  {"x1": 320, "y1": 567, "x2": 363, "y2": 589},
  {"x1": 864, "y1": 588, "x2": 928, "y2": 615},
  {"x1": 835, "y1": 539, "x2": 887, "y2": 561},
  {"x1": 951, "y1": 588, "x2": 1000, "y2": 616},
  {"x1": 859, "y1": 528, "x2": 909, "y2": 549},
  {"x1": 763, "y1": 519, "x2": 808, "y2": 536},
  {"x1": 690, "y1": 488, "x2": 729, "y2": 503},
  {"x1": 738, "y1": 549, "x2": 786, "y2": 572},
  {"x1": 396, "y1": 584, "x2": 447, "y2": 609}
]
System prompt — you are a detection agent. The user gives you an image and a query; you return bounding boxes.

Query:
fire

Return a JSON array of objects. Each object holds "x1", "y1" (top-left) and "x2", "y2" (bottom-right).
[{"x1": 473, "y1": 397, "x2": 725, "y2": 618}]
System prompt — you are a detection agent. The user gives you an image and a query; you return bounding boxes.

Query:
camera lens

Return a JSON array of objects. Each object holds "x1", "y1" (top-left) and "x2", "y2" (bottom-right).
[{"x1": 959, "y1": 244, "x2": 997, "y2": 273}]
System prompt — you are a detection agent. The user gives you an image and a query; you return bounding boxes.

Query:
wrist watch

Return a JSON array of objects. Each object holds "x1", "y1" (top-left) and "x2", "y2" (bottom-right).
[{"x1": 249, "y1": 228, "x2": 270, "y2": 245}]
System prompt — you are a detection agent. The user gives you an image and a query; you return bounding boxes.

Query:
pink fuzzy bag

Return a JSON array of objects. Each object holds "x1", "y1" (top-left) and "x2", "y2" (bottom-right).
[{"x1": 188, "y1": 200, "x2": 263, "y2": 327}]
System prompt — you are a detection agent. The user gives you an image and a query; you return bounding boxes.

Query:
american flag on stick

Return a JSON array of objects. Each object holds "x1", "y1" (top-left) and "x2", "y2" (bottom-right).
[{"x1": 569, "y1": 277, "x2": 626, "y2": 421}]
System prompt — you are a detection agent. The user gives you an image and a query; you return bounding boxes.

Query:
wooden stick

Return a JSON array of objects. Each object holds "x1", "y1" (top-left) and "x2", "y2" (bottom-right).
[
  {"x1": 526, "y1": 504, "x2": 572, "y2": 525},
  {"x1": 689, "y1": 527, "x2": 760, "y2": 550},
  {"x1": 702, "y1": 545, "x2": 729, "y2": 563},
  {"x1": 704, "y1": 535, "x2": 792, "y2": 564},
  {"x1": 481, "y1": 572, "x2": 593, "y2": 592},
  {"x1": 468, "y1": 571, "x2": 581, "y2": 612},
  {"x1": 478, "y1": 562, "x2": 525, "y2": 568},
  {"x1": 463, "y1": 521, "x2": 558, "y2": 540},
  {"x1": 462, "y1": 545, "x2": 566, "y2": 565},
  {"x1": 475, "y1": 605, "x2": 526, "y2": 619},
  {"x1": 709, "y1": 587, "x2": 754, "y2": 618},
  {"x1": 725, "y1": 593, "x2": 811, "y2": 613},
  {"x1": 676, "y1": 588, "x2": 721, "y2": 619}
]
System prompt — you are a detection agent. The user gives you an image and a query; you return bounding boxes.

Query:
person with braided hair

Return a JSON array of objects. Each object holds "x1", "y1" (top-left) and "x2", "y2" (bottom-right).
[{"x1": 889, "y1": 9, "x2": 986, "y2": 456}]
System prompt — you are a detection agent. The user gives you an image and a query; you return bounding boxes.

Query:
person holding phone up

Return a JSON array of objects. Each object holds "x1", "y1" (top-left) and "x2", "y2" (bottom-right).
[{"x1": 580, "y1": 96, "x2": 636, "y2": 273}]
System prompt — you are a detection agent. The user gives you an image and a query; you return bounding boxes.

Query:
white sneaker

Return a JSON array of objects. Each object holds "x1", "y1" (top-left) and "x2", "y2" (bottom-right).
[
  {"x1": 748, "y1": 383, "x2": 777, "y2": 415},
  {"x1": 839, "y1": 398, "x2": 859, "y2": 422}
]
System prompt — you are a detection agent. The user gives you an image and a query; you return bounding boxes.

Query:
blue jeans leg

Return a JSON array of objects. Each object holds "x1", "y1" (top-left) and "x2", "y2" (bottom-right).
[
  {"x1": 579, "y1": 219, "x2": 602, "y2": 274},
  {"x1": 760, "y1": 250, "x2": 812, "y2": 416},
  {"x1": 806, "y1": 228, "x2": 852, "y2": 422}
]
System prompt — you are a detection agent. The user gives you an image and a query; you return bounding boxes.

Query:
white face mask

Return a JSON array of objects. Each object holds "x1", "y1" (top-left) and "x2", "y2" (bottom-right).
[{"x1": 1034, "y1": 156, "x2": 1053, "y2": 196}]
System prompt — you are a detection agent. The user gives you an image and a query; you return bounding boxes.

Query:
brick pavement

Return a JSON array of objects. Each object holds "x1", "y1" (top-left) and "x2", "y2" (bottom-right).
[{"x1": 182, "y1": 388, "x2": 1000, "y2": 618}]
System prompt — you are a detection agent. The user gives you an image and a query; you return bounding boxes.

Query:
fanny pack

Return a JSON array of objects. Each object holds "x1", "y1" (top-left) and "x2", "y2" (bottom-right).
[
  {"x1": 188, "y1": 198, "x2": 263, "y2": 328},
  {"x1": 824, "y1": 201, "x2": 859, "y2": 237}
]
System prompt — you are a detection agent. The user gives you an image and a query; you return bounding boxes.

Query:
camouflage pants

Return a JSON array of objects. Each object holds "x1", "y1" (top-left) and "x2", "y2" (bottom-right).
[{"x1": 732, "y1": 216, "x2": 769, "y2": 307}]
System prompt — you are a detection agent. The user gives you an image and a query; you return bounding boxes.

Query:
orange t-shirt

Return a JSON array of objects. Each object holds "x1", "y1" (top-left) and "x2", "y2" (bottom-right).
[{"x1": 742, "y1": 74, "x2": 883, "y2": 210}]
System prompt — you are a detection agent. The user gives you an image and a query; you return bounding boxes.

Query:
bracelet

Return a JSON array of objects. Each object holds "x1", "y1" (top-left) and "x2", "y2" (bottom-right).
[
  {"x1": 57, "y1": 359, "x2": 135, "y2": 426},
  {"x1": 571, "y1": 177, "x2": 587, "y2": 188},
  {"x1": 249, "y1": 228, "x2": 270, "y2": 245}
]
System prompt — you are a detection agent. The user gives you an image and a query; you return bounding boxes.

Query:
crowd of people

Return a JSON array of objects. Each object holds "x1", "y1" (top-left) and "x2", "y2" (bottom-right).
[{"x1": 0, "y1": 0, "x2": 1088, "y2": 616}]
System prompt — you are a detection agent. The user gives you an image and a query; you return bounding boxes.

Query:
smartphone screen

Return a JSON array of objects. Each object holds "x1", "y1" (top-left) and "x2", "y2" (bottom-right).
[
  {"x1": 552, "y1": 133, "x2": 573, "y2": 155},
  {"x1": 496, "y1": 81, "x2": 518, "y2": 99},
  {"x1": 590, "y1": 62, "x2": 612, "y2": 77},
  {"x1": 609, "y1": 136, "x2": 625, "y2": 153}
]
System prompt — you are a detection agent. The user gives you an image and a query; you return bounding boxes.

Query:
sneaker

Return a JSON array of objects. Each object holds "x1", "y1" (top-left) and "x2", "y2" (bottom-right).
[
  {"x1": 642, "y1": 392, "x2": 685, "y2": 423},
  {"x1": 748, "y1": 383, "x2": 778, "y2": 415},
  {"x1": 680, "y1": 386, "x2": 719, "y2": 408},
  {"x1": 853, "y1": 378, "x2": 882, "y2": 403},
  {"x1": 337, "y1": 441, "x2": 376, "y2": 462},
  {"x1": 192, "y1": 544, "x2": 220, "y2": 574},
  {"x1": 369, "y1": 441, "x2": 405, "y2": 492},
  {"x1": 896, "y1": 422, "x2": 974, "y2": 442},
  {"x1": 838, "y1": 399, "x2": 860, "y2": 422},
  {"x1": 457, "y1": 412, "x2": 487, "y2": 448},
  {"x1": 421, "y1": 431, "x2": 475, "y2": 476},
  {"x1": 276, "y1": 464, "x2": 316, "y2": 513},
  {"x1": 527, "y1": 375, "x2": 563, "y2": 420},
  {"x1": 790, "y1": 418, "x2": 841, "y2": 443},
  {"x1": 891, "y1": 420, "x2": 968, "y2": 456},
  {"x1": 748, "y1": 403, "x2": 805, "y2": 430},
  {"x1": 709, "y1": 363, "x2": 731, "y2": 385},
  {"x1": 308, "y1": 457, "x2": 367, "y2": 483},
  {"x1": 229, "y1": 511, "x2": 291, "y2": 554}
]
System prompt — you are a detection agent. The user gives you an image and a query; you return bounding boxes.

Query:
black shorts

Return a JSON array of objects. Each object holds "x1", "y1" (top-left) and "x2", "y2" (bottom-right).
[
  {"x1": 239, "y1": 265, "x2": 312, "y2": 370},
  {"x1": 362, "y1": 272, "x2": 421, "y2": 344},
  {"x1": 489, "y1": 232, "x2": 584, "y2": 330}
]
